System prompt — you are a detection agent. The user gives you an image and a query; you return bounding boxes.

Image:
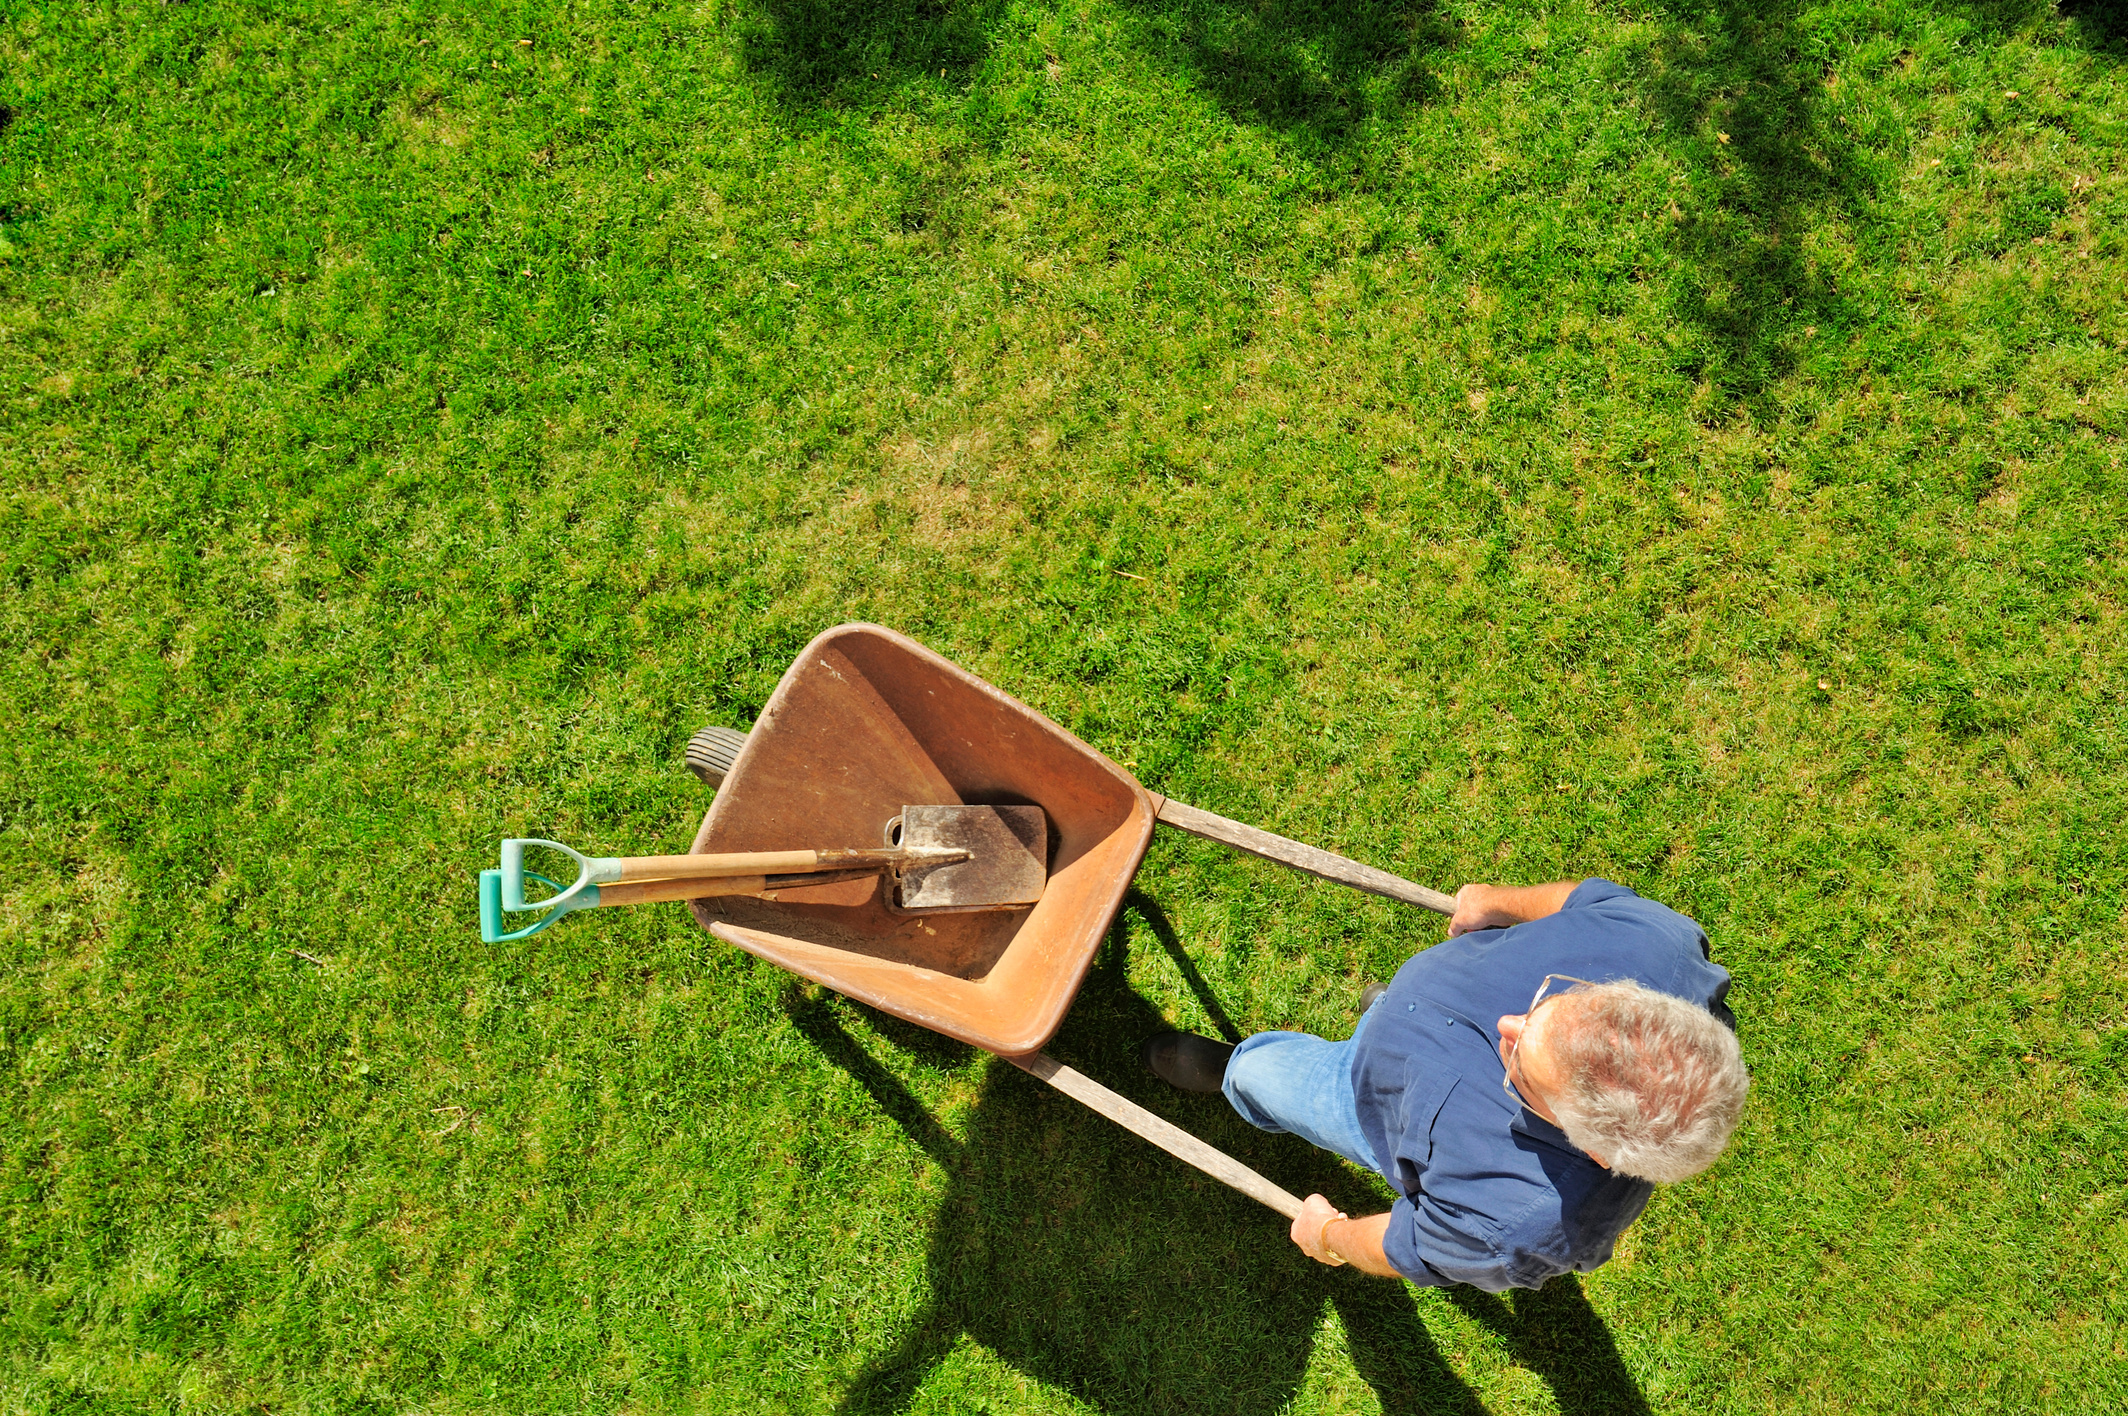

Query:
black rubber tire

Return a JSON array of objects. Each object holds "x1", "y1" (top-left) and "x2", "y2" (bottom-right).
[{"x1": 684, "y1": 724, "x2": 751, "y2": 788}]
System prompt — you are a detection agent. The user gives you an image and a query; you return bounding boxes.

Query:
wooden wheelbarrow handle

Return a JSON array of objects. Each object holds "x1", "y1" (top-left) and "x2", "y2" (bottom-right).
[
  {"x1": 1008, "y1": 1052, "x2": 1305, "y2": 1220},
  {"x1": 1152, "y1": 797, "x2": 1457, "y2": 916}
]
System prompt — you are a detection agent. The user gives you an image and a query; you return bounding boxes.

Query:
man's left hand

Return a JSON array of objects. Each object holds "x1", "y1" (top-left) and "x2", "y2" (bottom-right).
[
  {"x1": 1449, "y1": 879, "x2": 1583, "y2": 936},
  {"x1": 1291, "y1": 1193, "x2": 1349, "y2": 1264}
]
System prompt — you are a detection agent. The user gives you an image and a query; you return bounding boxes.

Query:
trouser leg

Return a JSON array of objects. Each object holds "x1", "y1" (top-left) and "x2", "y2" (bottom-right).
[{"x1": 1220, "y1": 1010, "x2": 1380, "y2": 1172}]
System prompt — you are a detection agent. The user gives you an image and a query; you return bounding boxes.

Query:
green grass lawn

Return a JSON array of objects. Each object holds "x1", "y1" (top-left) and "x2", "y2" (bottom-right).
[{"x1": 4, "y1": 0, "x2": 2126, "y2": 1410}]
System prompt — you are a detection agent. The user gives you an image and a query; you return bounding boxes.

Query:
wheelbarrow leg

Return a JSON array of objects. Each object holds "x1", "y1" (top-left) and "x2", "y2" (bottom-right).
[{"x1": 1006, "y1": 1051, "x2": 1304, "y2": 1220}]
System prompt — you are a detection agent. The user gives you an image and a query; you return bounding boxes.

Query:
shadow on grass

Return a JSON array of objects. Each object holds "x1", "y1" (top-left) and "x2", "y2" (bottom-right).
[
  {"x1": 1446, "y1": 1282, "x2": 1654, "y2": 1416},
  {"x1": 1127, "y1": 890, "x2": 1245, "y2": 1044},
  {"x1": 1115, "y1": 0, "x2": 1462, "y2": 151},
  {"x1": 786, "y1": 901, "x2": 1653, "y2": 1415},
  {"x1": 1637, "y1": 0, "x2": 2113, "y2": 400},
  {"x1": 735, "y1": 0, "x2": 1005, "y2": 102},
  {"x1": 1634, "y1": 0, "x2": 1881, "y2": 401},
  {"x1": 736, "y1": 0, "x2": 1458, "y2": 151},
  {"x1": 2059, "y1": 0, "x2": 2128, "y2": 50}
]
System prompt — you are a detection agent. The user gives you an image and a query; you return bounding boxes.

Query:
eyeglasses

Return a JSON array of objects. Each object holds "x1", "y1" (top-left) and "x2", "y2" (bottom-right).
[{"x1": 1501, "y1": 974, "x2": 1596, "y2": 1111}]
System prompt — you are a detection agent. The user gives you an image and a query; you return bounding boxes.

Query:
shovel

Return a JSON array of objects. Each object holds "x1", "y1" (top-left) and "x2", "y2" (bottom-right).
[{"x1": 479, "y1": 804, "x2": 1047, "y2": 942}]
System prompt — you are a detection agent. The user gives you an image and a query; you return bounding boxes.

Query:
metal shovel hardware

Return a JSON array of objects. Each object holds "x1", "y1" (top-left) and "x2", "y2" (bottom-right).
[
  {"x1": 889, "y1": 805, "x2": 1047, "y2": 912},
  {"x1": 478, "y1": 805, "x2": 1048, "y2": 942}
]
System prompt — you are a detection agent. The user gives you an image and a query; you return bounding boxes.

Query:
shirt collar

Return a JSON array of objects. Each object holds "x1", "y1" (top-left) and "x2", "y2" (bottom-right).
[{"x1": 1510, "y1": 1105, "x2": 1577, "y2": 1149}]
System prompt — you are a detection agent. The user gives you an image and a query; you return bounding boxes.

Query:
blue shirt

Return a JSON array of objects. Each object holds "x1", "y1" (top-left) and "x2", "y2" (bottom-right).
[{"x1": 1352, "y1": 879, "x2": 1734, "y2": 1291}]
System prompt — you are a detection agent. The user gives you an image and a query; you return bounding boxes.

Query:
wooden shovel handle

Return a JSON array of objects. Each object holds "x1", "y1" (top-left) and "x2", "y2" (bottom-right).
[
  {"x1": 597, "y1": 875, "x2": 775, "y2": 905},
  {"x1": 596, "y1": 869, "x2": 877, "y2": 907},
  {"x1": 614, "y1": 848, "x2": 913, "y2": 881}
]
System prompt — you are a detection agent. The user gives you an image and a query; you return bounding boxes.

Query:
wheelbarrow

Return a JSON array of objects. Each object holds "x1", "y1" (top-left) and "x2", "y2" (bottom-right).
[{"x1": 670, "y1": 623, "x2": 1455, "y2": 1221}]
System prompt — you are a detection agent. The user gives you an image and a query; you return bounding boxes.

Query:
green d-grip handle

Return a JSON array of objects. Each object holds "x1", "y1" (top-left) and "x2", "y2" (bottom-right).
[
  {"x1": 499, "y1": 837, "x2": 622, "y2": 912},
  {"x1": 480, "y1": 868, "x2": 601, "y2": 943}
]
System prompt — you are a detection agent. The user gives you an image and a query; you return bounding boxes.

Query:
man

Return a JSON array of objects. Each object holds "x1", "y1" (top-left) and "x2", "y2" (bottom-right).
[{"x1": 1142, "y1": 878, "x2": 1747, "y2": 1289}]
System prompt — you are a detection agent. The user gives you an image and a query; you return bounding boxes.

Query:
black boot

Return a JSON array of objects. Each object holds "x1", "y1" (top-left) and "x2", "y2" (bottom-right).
[
  {"x1": 1142, "y1": 1032, "x2": 1235, "y2": 1094},
  {"x1": 1358, "y1": 982, "x2": 1387, "y2": 1017}
]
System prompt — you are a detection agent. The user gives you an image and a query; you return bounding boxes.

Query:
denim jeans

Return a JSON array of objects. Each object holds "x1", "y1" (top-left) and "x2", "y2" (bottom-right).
[{"x1": 1220, "y1": 1001, "x2": 1382, "y2": 1174}]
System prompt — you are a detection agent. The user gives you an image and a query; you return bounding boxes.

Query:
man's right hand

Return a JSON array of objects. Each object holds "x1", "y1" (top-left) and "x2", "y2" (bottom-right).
[{"x1": 1289, "y1": 1194, "x2": 1399, "y2": 1276}]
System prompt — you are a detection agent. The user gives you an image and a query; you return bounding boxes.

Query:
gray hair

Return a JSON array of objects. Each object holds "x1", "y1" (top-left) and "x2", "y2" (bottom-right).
[{"x1": 1545, "y1": 980, "x2": 1749, "y2": 1184}]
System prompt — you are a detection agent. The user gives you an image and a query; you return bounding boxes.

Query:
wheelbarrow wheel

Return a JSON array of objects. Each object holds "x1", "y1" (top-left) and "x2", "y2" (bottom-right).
[{"x1": 684, "y1": 725, "x2": 750, "y2": 788}]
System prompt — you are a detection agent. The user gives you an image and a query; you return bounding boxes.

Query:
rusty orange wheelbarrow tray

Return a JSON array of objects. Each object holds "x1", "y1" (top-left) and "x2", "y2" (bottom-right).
[{"x1": 690, "y1": 624, "x2": 1455, "y2": 1220}]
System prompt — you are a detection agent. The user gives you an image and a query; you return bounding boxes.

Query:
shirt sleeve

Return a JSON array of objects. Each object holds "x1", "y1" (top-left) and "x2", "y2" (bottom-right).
[
  {"x1": 1380, "y1": 1192, "x2": 1571, "y2": 1293},
  {"x1": 1565, "y1": 878, "x2": 1713, "y2": 968},
  {"x1": 1562, "y1": 877, "x2": 1640, "y2": 910}
]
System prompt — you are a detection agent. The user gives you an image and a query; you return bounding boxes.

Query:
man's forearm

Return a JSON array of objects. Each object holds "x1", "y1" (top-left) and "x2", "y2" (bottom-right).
[
  {"x1": 1485, "y1": 880, "x2": 1579, "y2": 924},
  {"x1": 1321, "y1": 1212, "x2": 1398, "y2": 1277}
]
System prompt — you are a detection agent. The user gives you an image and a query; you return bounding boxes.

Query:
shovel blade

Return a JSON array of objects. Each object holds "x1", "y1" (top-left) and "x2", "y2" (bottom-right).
[{"x1": 896, "y1": 805, "x2": 1048, "y2": 911}]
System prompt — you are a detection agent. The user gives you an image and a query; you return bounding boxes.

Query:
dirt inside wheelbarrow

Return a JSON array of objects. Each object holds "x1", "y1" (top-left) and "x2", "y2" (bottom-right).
[{"x1": 688, "y1": 624, "x2": 1156, "y2": 1055}]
